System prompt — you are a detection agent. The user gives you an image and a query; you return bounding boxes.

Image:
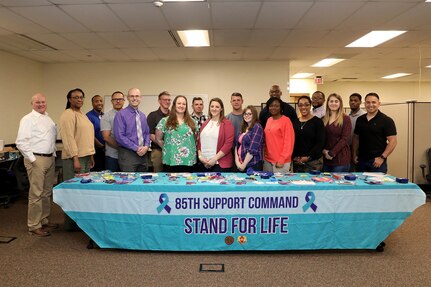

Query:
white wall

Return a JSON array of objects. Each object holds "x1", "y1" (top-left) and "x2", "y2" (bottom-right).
[
  {"x1": 42, "y1": 61, "x2": 290, "y2": 129},
  {"x1": 0, "y1": 51, "x2": 43, "y2": 144}
]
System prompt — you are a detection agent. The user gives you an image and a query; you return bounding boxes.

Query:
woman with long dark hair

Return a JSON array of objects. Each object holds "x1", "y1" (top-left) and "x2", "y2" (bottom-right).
[
  {"x1": 234, "y1": 105, "x2": 264, "y2": 171},
  {"x1": 155, "y1": 95, "x2": 198, "y2": 172}
]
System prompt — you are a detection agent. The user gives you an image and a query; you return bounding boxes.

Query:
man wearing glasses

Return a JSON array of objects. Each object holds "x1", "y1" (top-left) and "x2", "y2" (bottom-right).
[
  {"x1": 100, "y1": 91, "x2": 125, "y2": 172},
  {"x1": 114, "y1": 88, "x2": 150, "y2": 172},
  {"x1": 146, "y1": 91, "x2": 171, "y2": 172}
]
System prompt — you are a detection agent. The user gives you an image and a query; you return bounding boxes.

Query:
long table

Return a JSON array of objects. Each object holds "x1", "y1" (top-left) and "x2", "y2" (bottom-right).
[{"x1": 53, "y1": 172, "x2": 426, "y2": 251}]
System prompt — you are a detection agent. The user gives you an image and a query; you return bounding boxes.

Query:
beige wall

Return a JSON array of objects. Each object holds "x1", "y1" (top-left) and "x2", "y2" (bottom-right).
[{"x1": 0, "y1": 50, "x2": 43, "y2": 144}]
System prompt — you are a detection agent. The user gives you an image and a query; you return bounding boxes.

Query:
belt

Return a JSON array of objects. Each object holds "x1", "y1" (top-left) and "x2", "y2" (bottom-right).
[{"x1": 33, "y1": 153, "x2": 53, "y2": 157}]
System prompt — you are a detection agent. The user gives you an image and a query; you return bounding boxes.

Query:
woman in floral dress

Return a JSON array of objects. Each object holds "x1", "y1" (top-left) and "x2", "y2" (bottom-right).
[{"x1": 155, "y1": 95, "x2": 198, "y2": 172}]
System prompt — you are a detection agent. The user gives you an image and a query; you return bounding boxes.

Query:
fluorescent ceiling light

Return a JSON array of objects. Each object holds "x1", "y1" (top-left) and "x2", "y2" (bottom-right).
[
  {"x1": 177, "y1": 30, "x2": 210, "y2": 47},
  {"x1": 426, "y1": 65, "x2": 431, "y2": 68},
  {"x1": 311, "y1": 58, "x2": 345, "y2": 67},
  {"x1": 291, "y1": 73, "x2": 315, "y2": 79},
  {"x1": 382, "y1": 73, "x2": 412, "y2": 79},
  {"x1": 346, "y1": 31, "x2": 406, "y2": 48}
]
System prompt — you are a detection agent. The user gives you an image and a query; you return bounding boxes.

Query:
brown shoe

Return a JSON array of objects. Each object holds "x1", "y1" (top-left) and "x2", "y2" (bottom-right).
[
  {"x1": 29, "y1": 228, "x2": 51, "y2": 237},
  {"x1": 42, "y1": 223, "x2": 59, "y2": 230}
]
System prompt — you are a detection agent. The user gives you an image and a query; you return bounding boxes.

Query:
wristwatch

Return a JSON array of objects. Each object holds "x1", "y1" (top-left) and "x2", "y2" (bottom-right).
[{"x1": 380, "y1": 155, "x2": 386, "y2": 160}]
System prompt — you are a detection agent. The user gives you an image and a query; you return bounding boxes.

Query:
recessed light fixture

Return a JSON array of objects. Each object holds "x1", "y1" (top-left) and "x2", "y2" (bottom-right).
[
  {"x1": 291, "y1": 73, "x2": 315, "y2": 79},
  {"x1": 177, "y1": 30, "x2": 210, "y2": 47},
  {"x1": 382, "y1": 73, "x2": 412, "y2": 79},
  {"x1": 346, "y1": 31, "x2": 406, "y2": 48},
  {"x1": 311, "y1": 58, "x2": 345, "y2": 67}
]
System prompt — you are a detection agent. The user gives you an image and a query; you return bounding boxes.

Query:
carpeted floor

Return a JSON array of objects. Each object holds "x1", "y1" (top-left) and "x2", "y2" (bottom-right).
[{"x1": 1, "y1": 196, "x2": 430, "y2": 287}]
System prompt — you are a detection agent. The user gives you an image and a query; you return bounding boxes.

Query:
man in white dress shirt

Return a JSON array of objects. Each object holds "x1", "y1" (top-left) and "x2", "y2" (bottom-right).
[{"x1": 16, "y1": 93, "x2": 58, "y2": 237}]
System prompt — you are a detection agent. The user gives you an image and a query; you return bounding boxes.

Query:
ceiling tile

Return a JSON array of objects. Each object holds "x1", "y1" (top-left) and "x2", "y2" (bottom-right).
[
  {"x1": 211, "y1": 2, "x2": 261, "y2": 29},
  {"x1": 62, "y1": 33, "x2": 115, "y2": 49},
  {"x1": 295, "y1": 1, "x2": 364, "y2": 30},
  {"x1": 183, "y1": 47, "x2": 214, "y2": 59},
  {"x1": 280, "y1": 30, "x2": 328, "y2": 48},
  {"x1": 243, "y1": 47, "x2": 274, "y2": 60},
  {"x1": 60, "y1": 4, "x2": 129, "y2": 32},
  {"x1": 214, "y1": 47, "x2": 244, "y2": 60},
  {"x1": 152, "y1": 47, "x2": 187, "y2": 60},
  {"x1": 0, "y1": 7, "x2": 50, "y2": 33},
  {"x1": 121, "y1": 47, "x2": 159, "y2": 60},
  {"x1": 248, "y1": 30, "x2": 289, "y2": 47},
  {"x1": 61, "y1": 49, "x2": 106, "y2": 61},
  {"x1": 162, "y1": 2, "x2": 211, "y2": 30},
  {"x1": 212, "y1": 30, "x2": 251, "y2": 47},
  {"x1": 109, "y1": 3, "x2": 169, "y2": 30},
  {"x1": 0, "y1": 0, "x2": 51, "y2": 6},
  {"x1": 10, "y1": 6, "x2": 89, "y2": 32},
  {"x1": 97, "y1": 32, "x2": 147, "y2": 48},
  {"x1": 135, "y1": 31, "x2": 177, "y2": 48},
  {"x1": 87, "y1": 49, "x2": 131, "y2": 61},
  {"x1": 255, "y1": 2, "x2": 313, "y2": 29}
]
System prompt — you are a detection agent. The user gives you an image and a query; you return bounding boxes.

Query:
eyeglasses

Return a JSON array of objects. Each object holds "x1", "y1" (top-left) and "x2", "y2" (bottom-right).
[
  {"x1": 71, "y1": 96, "x2": 85, "y2": 100},
  {"x1": 298, "y1": 103, "x2": 311, "y2": 107},
  {"x1": 243, "y1": 112, "x2": 253, "y2": 116},
  {"x1": 112, "y1": 98, "x2": 124, "y2": 102}
]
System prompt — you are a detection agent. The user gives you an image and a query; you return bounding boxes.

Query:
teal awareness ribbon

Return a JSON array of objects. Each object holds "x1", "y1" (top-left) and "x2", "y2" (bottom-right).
[
  {"x1": 157, "y1": 193, "x2": 171, "y2": 214},
  {"x1": 302, "y1": 191, "x2": 318, "y2": 212}
]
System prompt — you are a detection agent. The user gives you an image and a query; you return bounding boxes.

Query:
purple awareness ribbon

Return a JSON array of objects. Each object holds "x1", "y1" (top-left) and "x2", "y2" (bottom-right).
[
  {"x1": 302, "y1": 191, "x2": 318, "y2": 212},
  {"x1": 157, "y1": 193, "x2": 171, "y2": 214}
]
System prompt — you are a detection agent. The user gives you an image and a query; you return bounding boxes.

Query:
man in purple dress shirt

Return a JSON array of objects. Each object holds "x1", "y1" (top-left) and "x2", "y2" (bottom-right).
[{"x1": 113, "y1": 88, "x2": 150, "y2": 172}]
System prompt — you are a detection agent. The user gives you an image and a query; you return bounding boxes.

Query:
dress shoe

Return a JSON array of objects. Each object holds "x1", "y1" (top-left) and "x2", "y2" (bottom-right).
[
  {"x1": 42, "y1": 223, "x2": 59, "y2": 230},
  {"x1": 29, "y1": 228, "x2": 51, "y2": 237}
]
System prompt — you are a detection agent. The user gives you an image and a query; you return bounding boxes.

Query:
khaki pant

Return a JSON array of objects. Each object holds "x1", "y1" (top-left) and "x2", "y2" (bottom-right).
[
  {"x1": 151, "y1": 148, "x2": 163, "y2": 172},
  {"x1": 24, "y1": 156, "x2": 55, "y2": 231}
]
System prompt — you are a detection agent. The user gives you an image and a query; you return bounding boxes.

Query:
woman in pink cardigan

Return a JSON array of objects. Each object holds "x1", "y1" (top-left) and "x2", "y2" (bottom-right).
[{"x1": 197, "y1": 98, "x2": 234, "y2": 172}]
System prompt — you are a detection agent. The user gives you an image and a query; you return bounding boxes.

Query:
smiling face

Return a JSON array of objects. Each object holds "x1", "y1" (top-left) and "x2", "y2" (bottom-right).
[
  {"x1": 311, "y1": 92, "x2": 325, "y2": 108},
  {"x1": 159, "y1": 94, "x2": 171, "y2": 110},
  {"x1": 365, "y1": 95, "x2": 380, "y2": 114},
  {"x1": 269, "y1": 100, "x2": 281, "y2": 117},
  {"x1": 92, "y1": 95, "x2": 103, "y2": 113},
  {"x1": 298, "y1": 98, "x2": 311, "y2": 117},
  {"x1": 127, "y1": 88, "x2": 141, "y2": 108},
  {"x1": 209, "y1": 100, "x2": 222, "y2": 118},
  {"x1": 327, "y1": 95, "x2": 341, "y2": 112},
  {"x1": 243, "y1": 109, "x2": 253, "y2": 124},
  {"x1": 32, "y1": 93, "x2": 47, "y2": 114},
  {"x1": 175, "y1": 96, "x2": 187, "y2": 115}
]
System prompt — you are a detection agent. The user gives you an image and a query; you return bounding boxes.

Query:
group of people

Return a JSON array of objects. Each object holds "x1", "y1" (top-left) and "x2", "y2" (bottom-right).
[{"x1": 15, "y1": 85, "x2": 397, "y2": 236}]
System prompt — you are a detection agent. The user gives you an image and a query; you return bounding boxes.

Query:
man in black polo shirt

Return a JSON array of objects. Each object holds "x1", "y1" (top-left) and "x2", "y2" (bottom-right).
[
  {"x1": 352, "y1": 92, "x2": 397, "y2": 173},
  {"x1": 259, "y1": 84, "x2": 297, "y2": 129},
  {"x1": 147, "y1": 91, "x2": 171, "y2": 172}
]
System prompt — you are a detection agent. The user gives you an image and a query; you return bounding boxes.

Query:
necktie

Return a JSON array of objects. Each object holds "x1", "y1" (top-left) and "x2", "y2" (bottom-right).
[{"x1": 136, "y1": 110, "x2": 144, "y2": 146}]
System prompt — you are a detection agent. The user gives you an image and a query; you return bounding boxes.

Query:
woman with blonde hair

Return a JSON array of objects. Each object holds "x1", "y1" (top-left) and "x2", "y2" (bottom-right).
[
  {"x1": 197, "y1": 98, "x2": 234, "y2": 172},
  {"x1": 155, "y1": 95, "x2": 198, "y2": 172},
  {"x1": 322, "y1": 93, "x2": 352, "y2": 172}
]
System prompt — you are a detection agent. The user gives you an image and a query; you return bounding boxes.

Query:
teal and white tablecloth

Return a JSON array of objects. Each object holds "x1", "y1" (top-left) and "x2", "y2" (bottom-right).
[{"x1": 53, "y1": 173, "x2": 426, "y2": 251}]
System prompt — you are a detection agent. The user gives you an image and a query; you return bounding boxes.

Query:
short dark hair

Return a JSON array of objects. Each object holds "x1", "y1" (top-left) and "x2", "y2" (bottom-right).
[
  {"x1": 350, "y1": 93, "x2": 362, "y2": 101},
  {"x1": 365, "y1": 92, "x2": 379, "y2": 100},
  {"x1": 158, "y1": 91, "x2": 170, "y2": 100},
  {"x1": 91, "y1": 95, "x2": 102, "y2": 103},
  {"x1": 111, "y1": 91, "x2": 124, "y2": 99},
  {"x1": 192, "y1": 97, "x2": 203, "y2": 104},
  {"x1": 313, "y1": 91, "x2": 325, "y2": 100},
  {"x1": 231, "y1": 92, "x2": 243, "y2": 99}
]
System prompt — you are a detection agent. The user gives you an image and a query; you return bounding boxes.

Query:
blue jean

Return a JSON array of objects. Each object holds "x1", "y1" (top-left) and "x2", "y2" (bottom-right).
[
  {"x1": 105, "y1": 156, "x2": 120, "y2": 172},
  {"x1": 357, "y1": 158, "x2": 387, "y2": 173},
  {"x1": 323, "y1": 164, "x2": 350, "y2": 173}
]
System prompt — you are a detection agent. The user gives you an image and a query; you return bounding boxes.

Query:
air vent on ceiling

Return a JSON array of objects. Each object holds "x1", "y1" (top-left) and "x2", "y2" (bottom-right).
[
  {"x1": 0, "y1": 34, "x2": 57, "y2": 51},
  {"x1": 341, "y1": 77, "x2": 358, "y2": 80},
  {"x1": 168, "y1": 30, "x2": 182, "y2": 47}
]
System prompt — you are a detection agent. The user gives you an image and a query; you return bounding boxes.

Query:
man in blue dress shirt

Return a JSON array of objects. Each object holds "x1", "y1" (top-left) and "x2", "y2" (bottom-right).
[
  {"x1": 86, "y1": 95, "x2": 105, "y2": 171},
  {"x1": 114, "y1": 88, "x2": 150, "y2": 172}
]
